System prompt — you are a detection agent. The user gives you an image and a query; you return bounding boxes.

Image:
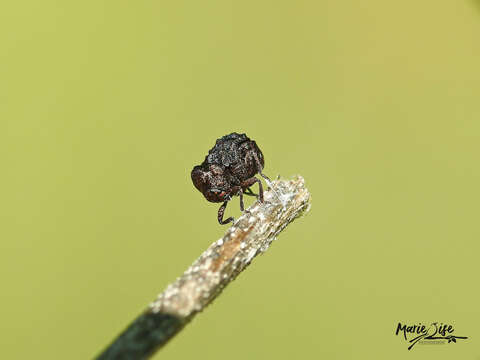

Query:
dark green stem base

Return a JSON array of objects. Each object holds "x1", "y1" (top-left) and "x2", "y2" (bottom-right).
[{"x1": 96, "y1": 312, "x2": 184, "y2": 360}]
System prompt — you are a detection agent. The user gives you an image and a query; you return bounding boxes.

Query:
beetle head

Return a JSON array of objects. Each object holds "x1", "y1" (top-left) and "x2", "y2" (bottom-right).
[{"x1": 191, "y1": 164, "x2": 231, "y2": 203}]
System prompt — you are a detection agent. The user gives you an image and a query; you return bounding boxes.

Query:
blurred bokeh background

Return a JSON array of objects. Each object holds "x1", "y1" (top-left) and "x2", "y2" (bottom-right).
[{"x1": 1, "y1": 1, "x2": 479, "y2": 359}]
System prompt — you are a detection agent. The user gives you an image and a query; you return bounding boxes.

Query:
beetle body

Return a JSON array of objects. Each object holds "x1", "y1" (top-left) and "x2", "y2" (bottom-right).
[{"x1": 191, "y1": 132, "x2": 269, "y2": 224}]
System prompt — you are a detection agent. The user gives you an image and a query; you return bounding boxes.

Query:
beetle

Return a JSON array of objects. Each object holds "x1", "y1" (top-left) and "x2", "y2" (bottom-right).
[{"x1": 191, "y1": 132, "x2": 270, "y2": 225}]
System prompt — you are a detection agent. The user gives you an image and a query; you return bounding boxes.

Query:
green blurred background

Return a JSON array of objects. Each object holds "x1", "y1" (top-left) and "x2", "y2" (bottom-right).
[{"x1": 1, "y1": 1, "x2": 479, "y2": 359}]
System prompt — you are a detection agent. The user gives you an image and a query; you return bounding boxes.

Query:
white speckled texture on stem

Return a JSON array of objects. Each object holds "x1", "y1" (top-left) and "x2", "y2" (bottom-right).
[{"x1": 149, "y1": 176, "x2": 311, "y2": 319}]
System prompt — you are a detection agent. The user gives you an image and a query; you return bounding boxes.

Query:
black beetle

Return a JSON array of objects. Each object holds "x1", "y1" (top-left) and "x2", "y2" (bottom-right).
[{"x1": 191, "y1": 132, "x2": 270, "y2": 225}]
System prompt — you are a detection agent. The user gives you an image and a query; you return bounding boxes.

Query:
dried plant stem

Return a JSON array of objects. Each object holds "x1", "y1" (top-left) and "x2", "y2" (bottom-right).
[{"x1": 96, "y1": 176, "x2": 311, "y2": 360}]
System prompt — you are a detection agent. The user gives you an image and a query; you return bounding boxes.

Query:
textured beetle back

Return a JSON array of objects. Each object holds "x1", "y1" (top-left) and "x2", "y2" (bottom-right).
[{"x1": 205, "y1": 132, "x2": 250, "y2": 168}]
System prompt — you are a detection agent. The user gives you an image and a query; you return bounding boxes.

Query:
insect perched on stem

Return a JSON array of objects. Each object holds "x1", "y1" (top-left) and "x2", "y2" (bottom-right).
[{"x1": 191, "y1": 132, "x2": 271, "y2": 225}]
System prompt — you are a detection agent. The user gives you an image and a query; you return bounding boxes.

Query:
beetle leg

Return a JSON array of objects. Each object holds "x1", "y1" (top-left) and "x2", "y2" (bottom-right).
[
  {"x1": 251, "y1": 151, "x2": 271, "y2": 184},
  {"x1": 243, "y1": 187, "x2": 258, "y2": 197},
  {"x1": 257, "y1": 178, "x2": 264, "y2": 202},
  {"x1": 259, "y1": 172, "x2": 271, "y2": 183},
  {"x1": 239, "y1": 191, "x2": 245, "y2": 211},
  {"x1": 218, "y1": 201, "x2": 234, "y2": 225},
  {"x1": 241, "y1": 177, "x2": 264, "y2": 203},
  {"x1": 230, "y1": 185, "x2": 244, "y2": 211}
]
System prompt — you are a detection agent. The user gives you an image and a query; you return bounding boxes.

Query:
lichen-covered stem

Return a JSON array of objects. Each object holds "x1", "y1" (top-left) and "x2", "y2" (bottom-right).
[{"x1": 96, "y1": 176, "x2": 311, "y2": 360}]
